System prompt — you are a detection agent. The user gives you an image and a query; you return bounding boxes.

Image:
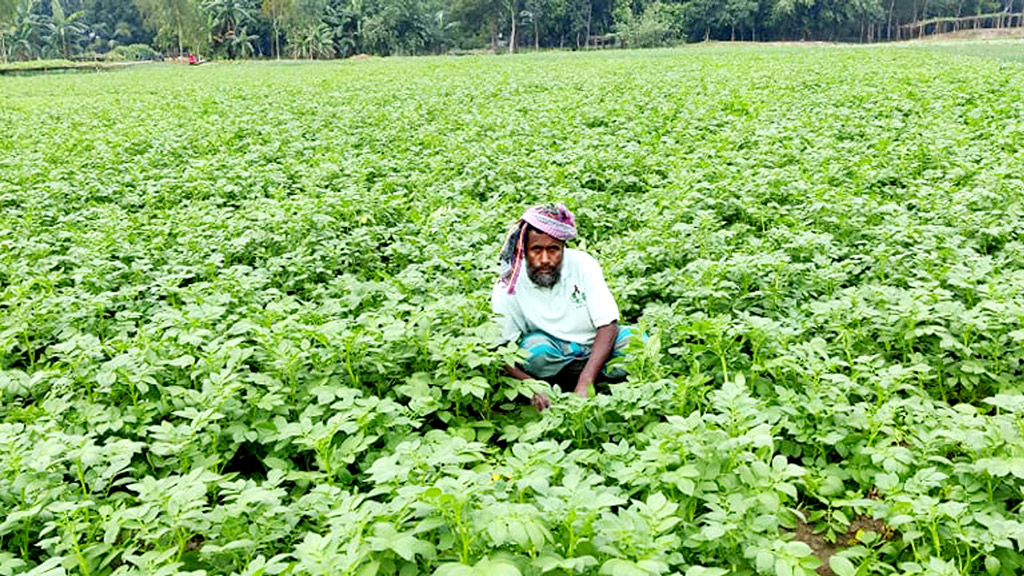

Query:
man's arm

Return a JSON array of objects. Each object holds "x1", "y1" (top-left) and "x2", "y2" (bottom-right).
[
  {"x1": 502, "y1": 365, "x2": 551, "y2": 411},
  {"x1": 493, "y1": 293, "x2": 557, "y2": 405},
  {"x1": 503, "y1": 364, "x2": 532, "y2": 381},
  {"x1": 575, "y1": 320, "x2": 618, "y2": 397}
]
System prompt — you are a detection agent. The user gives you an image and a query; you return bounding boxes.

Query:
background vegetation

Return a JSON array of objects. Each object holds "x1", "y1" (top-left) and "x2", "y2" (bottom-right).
[{"x1": 0, "y1": 0, "x2": 1022, "y2": 62}]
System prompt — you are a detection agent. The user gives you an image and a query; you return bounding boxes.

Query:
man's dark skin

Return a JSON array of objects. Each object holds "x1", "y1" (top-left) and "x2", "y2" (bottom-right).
[{"x1": 503, "y1": 228, "x2": 618, "y2": 411}]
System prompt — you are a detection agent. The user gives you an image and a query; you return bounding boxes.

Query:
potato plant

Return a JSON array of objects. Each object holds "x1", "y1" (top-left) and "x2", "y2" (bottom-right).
[{"x1": 2, "y1": 45, "x2": 1024, "y2": 576}]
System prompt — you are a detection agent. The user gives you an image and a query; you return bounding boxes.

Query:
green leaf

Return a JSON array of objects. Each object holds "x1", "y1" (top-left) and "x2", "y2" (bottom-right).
[
  {"x1": 829, "y1": 556, "x2": 856, "y2": 576},
  {"x1": 434, "y1": 564, "x2": 474, "y2": 576},
  {"x1": 685, "y1": 567, "x2": 729, "y2": 576},
  {"x1": 472, "y1": 558, "x2": 521, "y2": 576},
  {"x1": 357, "y1": 561, "x2": 381, "y2": 576},
  {"x1": 166, "y1": 355, "x2": 195, "y2": 368},
  {"x1": 599, "y1": 559, "x2": 649, "y2": 576}
]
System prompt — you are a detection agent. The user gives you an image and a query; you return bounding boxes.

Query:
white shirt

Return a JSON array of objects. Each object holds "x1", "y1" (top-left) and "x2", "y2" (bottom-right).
[{"x1": 492, "y1": 248, "x2": 619, "y2": 346}]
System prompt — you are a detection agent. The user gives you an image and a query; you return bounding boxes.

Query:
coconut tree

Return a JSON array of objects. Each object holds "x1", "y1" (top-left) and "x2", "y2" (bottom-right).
[{"x1": 204, "y1": 0, "x2": 255, "y2": 56}]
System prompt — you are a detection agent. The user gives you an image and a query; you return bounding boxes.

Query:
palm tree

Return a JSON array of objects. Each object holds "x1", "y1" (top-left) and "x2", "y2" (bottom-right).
[
  {"x1": 8, "y1": 0, "x2": 44, "y2": 60},
  {"x1": 231, "y1": 24, "x2": 259, "y2": 56},
  {"x1": 46, "y1": 0, "x2": 87, "y2": 59},
  {"x1": 0, "y1": 0, "x2": 17, "y2": 62},
  {"x1": 423, "y1": 8, "x2": 458, "y2": 53},
  {"x1": 204, "y1": 0, "x2": 255, "y2": 56},
  {"x1": 288, "y1": 19, "x2": 332, "y2": 58},
  {"x1": 363, "y1": 0, "x2": 429, "y2": 55},
  {"x1": 323, "y1": 2, "x2": 358, "y2": 56}
]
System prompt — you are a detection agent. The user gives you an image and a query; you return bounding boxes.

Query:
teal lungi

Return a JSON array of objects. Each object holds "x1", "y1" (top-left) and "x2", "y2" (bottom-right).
[{"x1": 519, "y1": 325, "x2": 638, "y2": 379}]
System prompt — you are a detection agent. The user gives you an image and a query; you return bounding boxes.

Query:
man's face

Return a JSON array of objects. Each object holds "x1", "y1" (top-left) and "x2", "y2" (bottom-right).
[{"x1": 526, "y1": 229, "x2": 564, "y2": 288}]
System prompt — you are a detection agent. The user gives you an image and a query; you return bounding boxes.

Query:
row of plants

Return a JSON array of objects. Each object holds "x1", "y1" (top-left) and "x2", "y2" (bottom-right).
[{"x1": 2, "y1": 45, "x2": 1024, "y2": 575}]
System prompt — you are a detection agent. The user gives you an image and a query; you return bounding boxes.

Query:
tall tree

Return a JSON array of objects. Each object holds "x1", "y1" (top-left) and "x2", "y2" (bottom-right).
[
  {"x1": 82, "y1": 0, "x2": 148, "y2": 51},
  {"x1": 0, "y1": 0, "x2": 17, "y2": 61},
  {"x1": 422, "y1": 5, "x2": 456, "y2": 51},
  {"x1": 135, "y1": 0, "x2": 206, "y2": 55},
  {"x1": 504, "y1": 0, "x2": 514, "y2": 49},
  {"x1": 261, "y1": 0, "x2": 288, "y2": 57},
  {"x1": 5, "y1": 0, "x2": 44, "y2": 59},
  {"x1": 769, "y1": 0, "x2": 813, "y2": 39},
  {"x1": 363, "y1": 0, "x2": 429, "y2": 54},
  {"x1": 323, "y1": 0, "x2": 360, "y2": 56},
  {"x1": 205, "y1": 0, "x2": 256, "y2": 56},
  {"x1": 845, "y1": 0, "x2": 882, "y2": 39},
  {"x1": 521, "y1": 0, "x2": 550, "y2": 47},
  {"x1": 281, "y1": 0, "x2": 331, "y2": 57},
  {"x1": 720, "y1": 0, "x2": 757, "y2": 38},
  {"x1": 449, "y1": 0, "x2": 501, "y2": 48},
  {"x1": 230, "y1": 21, "x2": 258, "y2": 53},
  {"x1": 569, "y1": 0, "x2": 590, "y2": 45},
  {"x1": 46, "y1": 0, "x2": 86, "y2": 57}
]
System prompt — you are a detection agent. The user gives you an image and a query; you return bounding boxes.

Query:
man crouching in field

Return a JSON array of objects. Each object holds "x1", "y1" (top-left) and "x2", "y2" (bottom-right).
[{"x1": 492, "y1": 203, "x2": 637, "y2": 411}]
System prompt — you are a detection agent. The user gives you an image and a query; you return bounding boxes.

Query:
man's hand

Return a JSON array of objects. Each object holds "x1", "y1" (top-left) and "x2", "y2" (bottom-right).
[
  {"x1": 576, "y1": 321, "x2": 618, "y2": 398},
  {"x1": 505, "y1": 365, "x2": 551, "y2": 411},
  {"x1": 573, "y1": 379, "x2": 592, "y2": 398},
  {"x1": 531, "y1": 392, "x2": 551, "y2": 411}
]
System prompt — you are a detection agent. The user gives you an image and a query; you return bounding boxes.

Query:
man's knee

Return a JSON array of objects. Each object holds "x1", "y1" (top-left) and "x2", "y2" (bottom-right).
[
  {"x1": 613, "y1": 325, "x2": 640, "y2": 354},
  {"x1": 603, "y1": 325, "x2": 644, "y2": 381},
  {"x1": 524, "y1": 345, "x2": 563, "y2": 377},
  {"x1": 520, "y1": 332, "x2": 566, "y2": 378}
]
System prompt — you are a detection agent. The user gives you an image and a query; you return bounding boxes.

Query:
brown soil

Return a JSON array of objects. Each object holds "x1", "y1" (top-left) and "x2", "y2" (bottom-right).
[
  {"x1": 793, "y1": 519, "x2": 838, "y2": 576},
  {"x1": 185, "y1": 534, "x2": 205, "y2": 552},
  {"x1": 790, "y1": 514, "x2": 894, "y2": 576}
]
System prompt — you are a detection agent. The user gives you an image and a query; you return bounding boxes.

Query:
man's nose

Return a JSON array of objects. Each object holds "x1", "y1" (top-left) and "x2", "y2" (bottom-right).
[{"x1": 539, "y1": 252, "x2": 553, "y2": 266}]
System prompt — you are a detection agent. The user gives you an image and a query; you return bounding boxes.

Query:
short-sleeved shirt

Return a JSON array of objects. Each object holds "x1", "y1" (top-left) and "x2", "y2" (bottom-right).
[{"x1": 492, "y1": 248, "x2": 619, "y2": 346}]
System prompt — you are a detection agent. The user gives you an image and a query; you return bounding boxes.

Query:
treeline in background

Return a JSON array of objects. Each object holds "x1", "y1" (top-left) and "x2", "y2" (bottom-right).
[{"x1": 0, "y1": 0, "x2": 1022, "y2": 62}]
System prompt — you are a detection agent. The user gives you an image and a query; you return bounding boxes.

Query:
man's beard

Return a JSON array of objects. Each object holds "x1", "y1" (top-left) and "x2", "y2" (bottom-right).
[{"x1": 528, "y1": 263, "x2": 561, "y2": 288}]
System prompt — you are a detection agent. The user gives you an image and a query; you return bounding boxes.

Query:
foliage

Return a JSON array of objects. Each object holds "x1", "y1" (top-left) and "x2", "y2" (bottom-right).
[
  {"x1": 134, "y1": 0, "x2": 209, "y2": 54},
  {"x1": 106, "y1": 42, "x2": 163, "y2": 60},
  {"x1": 2, "y1": 0, "x2": 1023, "y2": 61},
  {"x1": 0, "y1": 56, "x2": 72, "y2": 68},
  {"x1": 614, "y1": 1, "x2": 673, "y2": 48},
  {"x1": 2, "y1": 45, "x2": 1024, "y2": 575}
]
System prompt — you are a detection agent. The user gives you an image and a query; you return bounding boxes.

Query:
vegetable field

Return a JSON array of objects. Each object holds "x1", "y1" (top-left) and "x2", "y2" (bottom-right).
[{"x1": 2, "y1": 45, "x2": 1024, "y2": 576}]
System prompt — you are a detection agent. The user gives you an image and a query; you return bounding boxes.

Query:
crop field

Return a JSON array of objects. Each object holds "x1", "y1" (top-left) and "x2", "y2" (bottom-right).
[
  {"x1": 922, "y1": 40, "x2": 1024, "y2": 63},
  {"x1": 2, "y1": 44, "x2": 1024, "y2": 576}
]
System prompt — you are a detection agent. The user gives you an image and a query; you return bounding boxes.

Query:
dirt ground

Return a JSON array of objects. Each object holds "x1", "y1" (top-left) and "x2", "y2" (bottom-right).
[{"x1": 790, "y1": 514, "x2": 894, "y2": 576}]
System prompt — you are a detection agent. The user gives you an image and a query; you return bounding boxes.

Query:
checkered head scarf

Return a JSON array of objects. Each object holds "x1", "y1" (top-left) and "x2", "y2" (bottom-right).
[{"x1": 499, "y1": 203, "x2": 577, "y2": 294}]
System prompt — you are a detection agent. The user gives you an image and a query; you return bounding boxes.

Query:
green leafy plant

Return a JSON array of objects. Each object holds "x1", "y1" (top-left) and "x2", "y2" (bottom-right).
[{"x1": 3, "y1": 45, "x2": 1024, "y2": 575}]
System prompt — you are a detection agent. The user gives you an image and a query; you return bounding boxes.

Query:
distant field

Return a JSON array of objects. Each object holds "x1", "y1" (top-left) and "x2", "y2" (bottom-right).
[
  {"x1": 2, "y1": 45, "x2": 1024, "y2": 576},
  {"x1": 916, "y1": 38, "x2": 1024, "y2": 62}
]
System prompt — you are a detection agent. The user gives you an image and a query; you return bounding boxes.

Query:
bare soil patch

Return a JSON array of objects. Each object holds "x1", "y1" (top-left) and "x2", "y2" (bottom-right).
[{"x1": 790, "y1": 514, "x2": 895, "y2": 576}]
